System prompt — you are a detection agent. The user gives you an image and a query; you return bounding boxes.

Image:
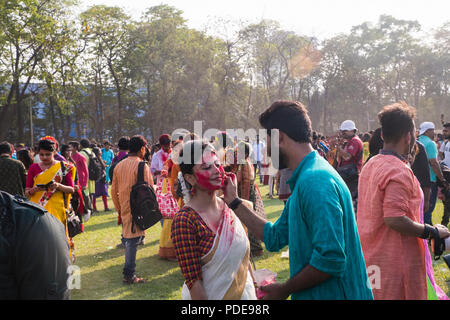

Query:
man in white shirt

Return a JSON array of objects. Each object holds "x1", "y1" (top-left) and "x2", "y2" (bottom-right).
[
  {"x1": 440, "y1": 123, "x2": 450, "y2": 167},
  {"x1": 440, "y1": 122, "x2": 450, "y2": 227},
  {"x1": 252, "y1": 135, "x2": 265, "y2": 184},
  {"x1": 150, "y1": 134, "x2": 172, "y2": 179}
]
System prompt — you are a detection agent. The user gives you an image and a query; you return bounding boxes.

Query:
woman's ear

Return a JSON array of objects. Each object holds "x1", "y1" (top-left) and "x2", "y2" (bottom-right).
[{"x1": 184, "y1": 173, "x2": 196, "y2": 189}]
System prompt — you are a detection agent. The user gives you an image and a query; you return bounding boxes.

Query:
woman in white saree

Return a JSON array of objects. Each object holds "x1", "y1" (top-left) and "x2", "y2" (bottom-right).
[{"x1": 171, "y1": 140, "x2": 257, "y2": 300}]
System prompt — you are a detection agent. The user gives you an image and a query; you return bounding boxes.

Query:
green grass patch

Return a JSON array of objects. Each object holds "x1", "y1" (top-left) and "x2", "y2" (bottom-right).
[{"x1": 71, "y1": 183, "x2": 449, "y2": 299}]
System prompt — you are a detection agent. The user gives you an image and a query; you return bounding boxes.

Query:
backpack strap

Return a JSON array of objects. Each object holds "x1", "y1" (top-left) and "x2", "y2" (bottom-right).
[
  {"x1": 137, "y1": 161, "x2": 146, "y2": 184},
  {"x1": 60, "y1": 161, "x2": 68, "y2": 210},
  {"x1": 131, "y1": 161, "x2": 147, "y2": 234}
]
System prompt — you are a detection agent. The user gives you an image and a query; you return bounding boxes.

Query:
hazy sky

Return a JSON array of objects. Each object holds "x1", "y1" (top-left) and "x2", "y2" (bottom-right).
[{"x1": 79, "y1": 0, "x2": 449, "y2": 39}]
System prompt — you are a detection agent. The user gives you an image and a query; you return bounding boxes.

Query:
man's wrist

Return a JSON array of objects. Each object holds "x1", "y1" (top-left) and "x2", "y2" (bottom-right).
[
  {"x1": 227, "y1": 197, "x2": 242, "y2": 211},
  {"x1": 420, "y1": 224, "x2": 434, "y2": 240}
]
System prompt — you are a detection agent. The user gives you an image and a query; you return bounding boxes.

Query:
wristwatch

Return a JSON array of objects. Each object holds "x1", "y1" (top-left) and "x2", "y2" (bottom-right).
[
  {"x1": 228, "y1": 198, "x2": 243, "y2": 211},
  {"x1": 420, "y1": 224, "x2": 434, "y2": 240}
]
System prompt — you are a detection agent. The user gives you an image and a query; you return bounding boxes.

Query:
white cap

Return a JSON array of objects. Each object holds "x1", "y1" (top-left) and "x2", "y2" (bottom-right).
[
  {"x1": 419, "y1": 122, "x2": 435, "y2": 135},
  {"x1": 340, "y1": 120, "x2": 357, "y2": 131}
]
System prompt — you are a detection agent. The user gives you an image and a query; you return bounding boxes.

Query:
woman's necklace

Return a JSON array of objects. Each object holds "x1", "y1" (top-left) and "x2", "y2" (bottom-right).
[{"x1": 39, "y1": 160, "x2": 57, "y2": 171}]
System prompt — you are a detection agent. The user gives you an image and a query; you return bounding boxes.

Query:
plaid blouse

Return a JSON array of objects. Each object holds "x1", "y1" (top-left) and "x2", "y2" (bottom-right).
[{"x1": 171, "y1": 206, "x2": 215, "y2": 290}]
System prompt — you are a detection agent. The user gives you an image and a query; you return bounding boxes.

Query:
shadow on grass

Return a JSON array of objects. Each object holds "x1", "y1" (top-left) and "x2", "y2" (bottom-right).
[
  {"x1": 83, "y1": 220, "x2": 117, "y2": 233},
  {"x1": 76, "y1": 238, "x2": 161, "y2": 269},
  {"x1": 72, "y1": 253, "x2": 185, "y2": 300}
]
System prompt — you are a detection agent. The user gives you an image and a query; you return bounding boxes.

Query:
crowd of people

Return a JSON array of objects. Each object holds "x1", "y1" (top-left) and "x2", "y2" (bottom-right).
[{"x1": 0, "y1": 99, "x2": 449, "y2": 300}]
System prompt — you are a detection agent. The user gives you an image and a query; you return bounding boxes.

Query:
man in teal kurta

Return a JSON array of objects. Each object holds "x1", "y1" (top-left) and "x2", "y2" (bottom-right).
[
  {"x1": 263, "y1": 150, "x2": 373, "y2": 299},
  {"x1": 223, "y1": 100, "x2": 373, "y2": 300}
]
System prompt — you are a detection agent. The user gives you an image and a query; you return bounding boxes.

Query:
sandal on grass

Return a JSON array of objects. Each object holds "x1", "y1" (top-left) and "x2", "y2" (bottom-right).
[{"x1": 123, "y1": 275, "x2": 147, "y2": 284}]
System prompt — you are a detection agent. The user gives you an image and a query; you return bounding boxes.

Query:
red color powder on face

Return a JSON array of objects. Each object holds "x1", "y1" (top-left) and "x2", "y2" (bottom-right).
[
  {"x1": 161, "y1": 151, "x2": 169, "y2": 163},
  {"x1": 194, "y1": 152, "x2": 226, "y2": 191},
  {"x1": 195, "y1": 170, "x2": 222, "y2": 191}
]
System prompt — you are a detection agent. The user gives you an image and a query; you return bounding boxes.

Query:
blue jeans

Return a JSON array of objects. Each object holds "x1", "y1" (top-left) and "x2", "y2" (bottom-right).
[
  {"x1": 254, "y1": 161, "x2": 263, "y2": 183},
  {"x1": 424, "y1": 182, "x2": 438, "y2": 225},
  {"x1": 123, "y1": 236, "x2": 143, "y2": 280}
]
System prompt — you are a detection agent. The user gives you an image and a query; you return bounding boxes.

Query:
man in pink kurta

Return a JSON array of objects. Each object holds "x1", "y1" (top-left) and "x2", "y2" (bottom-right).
[{"x1": 357, "y1": 153, "x2": 427, "y2": 300}]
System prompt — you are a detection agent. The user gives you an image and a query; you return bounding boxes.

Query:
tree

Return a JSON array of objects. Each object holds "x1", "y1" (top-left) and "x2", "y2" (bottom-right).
[
  {"x1": 80, "y1": 5, "x2": 133, "y2": 140},
  {"x1": 0, "y1": 0, "x2": 76, "y2": 142}
]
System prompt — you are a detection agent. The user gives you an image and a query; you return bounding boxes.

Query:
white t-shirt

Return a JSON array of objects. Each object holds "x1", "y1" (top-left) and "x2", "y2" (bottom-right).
[
  {"x1": 440, "y1": 140, "x2": 450, "y2": 167},
  {"x1": 150, "y1": 149, "x2": 169, "y2": 175},
  {"x1": 252, "y1": 141, "x2": 265, "y2": 162}
]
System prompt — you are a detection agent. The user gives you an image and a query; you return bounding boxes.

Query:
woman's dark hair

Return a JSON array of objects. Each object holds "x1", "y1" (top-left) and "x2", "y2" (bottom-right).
[
  {"x1": 92, "y1": 147, "x2": 105, "y2": 168},
  {"x1": 217, "y1": 131, "x2": 234, "y2": 150},
  {"x1": 377, "y1": 102, "x2": 416, "y2": 144},
  {"x1": 151, "y1": 143, "x2": 161, "y2": 155},
  {"x1": 362, "y1": 133, "x2": 371, "y2": 142},
  {"x1": 17, "y1": 149, "x2": 33, "y2": 170},
  {"x1": 129, "y1": 135, "x2": 147, "y2": 153},
  {"x1": 0, "y1": 141, "x2": 12, "y2": 155},
  {"x1": 368, "y1": 128, "x2": 383, "y2": 159},
  {"x1": 259, "y1": 100, "x2": 312, "y2": 143},
  {"x1": 68, "y1": 141, "x2": 80, "y2": 151},
  {"x1": 38, "y1": 139, "x2": 56, "y2": 152},
  {"x1": 236, "y1": 141, "x2": 251, "y2": 160},
  {"x1": 178, "y1": 140, "x2": 215, "y2": 175},
  {"x1": 61, "y1": 144, "x2": 71, "y2": 158},
  {"x1": 80, "y1": 139, "x2": 90, "y2": 149},
  {"x1": 118, "y1": 136, "x2": 130, "y2": 150}
]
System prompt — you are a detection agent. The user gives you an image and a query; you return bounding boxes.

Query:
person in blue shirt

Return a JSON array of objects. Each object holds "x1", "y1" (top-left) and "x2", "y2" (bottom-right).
[
  {"x1": 101, "y1": 141, "x2": 115, "y2": 184},
  {"x1": 417, "y1": 122, "x2": 447, "y2": 225},
  {"x1": 222, "y1": 100, "x2": 373, "y2": 300}
]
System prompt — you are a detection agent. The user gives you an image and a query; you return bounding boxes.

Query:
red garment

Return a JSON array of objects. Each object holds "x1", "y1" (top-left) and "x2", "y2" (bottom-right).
[
  {"x1": 26, "y1": 163, "x2": 74, "y2": 188},
  {"x1": 339, "y1": 135, "x2": 363, "y2": 172},
  {"x1": 71, "y1": 151, "x2": 89, "y2": 188},
  {"x1": 171, "y1": 207, "x2": 216, "y2": 290}
]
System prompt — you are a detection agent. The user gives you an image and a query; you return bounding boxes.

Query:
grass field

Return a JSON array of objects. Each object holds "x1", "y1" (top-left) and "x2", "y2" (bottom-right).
[{"x1": 70, "y1": 183, "x2": 449, "y2": 300}]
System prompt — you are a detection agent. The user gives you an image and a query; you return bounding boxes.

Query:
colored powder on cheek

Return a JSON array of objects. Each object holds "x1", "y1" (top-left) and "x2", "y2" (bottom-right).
[
  {"x1": 218, "y1": 165, "x2": 225, "y2": 187},
  {"x1": 195, "y1": 170, "x2": 222, "y2": 191}
]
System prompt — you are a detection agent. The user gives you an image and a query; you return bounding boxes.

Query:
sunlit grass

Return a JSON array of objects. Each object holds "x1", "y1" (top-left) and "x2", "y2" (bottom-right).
[{"x1": 70, "y1": 183, "x2": 449, "y2": 299}]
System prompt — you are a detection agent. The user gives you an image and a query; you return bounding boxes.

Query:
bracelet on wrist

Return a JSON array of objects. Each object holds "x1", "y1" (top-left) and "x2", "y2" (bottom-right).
[
  {"x1": 420, "y1": 224, "x2": 433, "y2": 240},
  {"x1": 228, "y1": 198, "x2": 242, "y2": 211}
]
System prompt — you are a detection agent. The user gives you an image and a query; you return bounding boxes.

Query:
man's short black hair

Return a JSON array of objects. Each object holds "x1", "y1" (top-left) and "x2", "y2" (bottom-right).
[
  {"x1": 118, "y1": 136, "x2": 130, "y2": 150},
  {"x1": 129, "y1": 135, "x2": 147, "y2": 153},
  {"x1": 259, "y1": 100, "x2": 312, "y2": 143},
  {"x1": 444, "y1": 122, "x2": 450, "y2": 128},
  {"x1": 68, "y1": 141, "x2": 80, "y2": 151},
  {"x1": 378, "y1": 102, "x2": 416, "y2": 144},
  {"x1": 0, "y1": 141, "x2": 12, "y2": 154},
  {"x1": 80, "y1": 139, "x2": 90, "y2": 149}
]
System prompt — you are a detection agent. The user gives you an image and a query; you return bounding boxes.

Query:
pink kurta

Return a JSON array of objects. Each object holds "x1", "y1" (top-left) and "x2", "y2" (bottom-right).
[{"x1": 357, "y1": 154, "x2": 427, "y2": 300}]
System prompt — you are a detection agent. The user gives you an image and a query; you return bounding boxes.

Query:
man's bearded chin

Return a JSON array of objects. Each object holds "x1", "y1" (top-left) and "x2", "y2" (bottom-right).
[{"x1": 273, "y1": 149, "x2": 288, "y2": 170}]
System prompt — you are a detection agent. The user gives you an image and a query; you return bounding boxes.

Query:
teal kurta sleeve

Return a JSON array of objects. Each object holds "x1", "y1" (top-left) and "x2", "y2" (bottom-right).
[
  {"x1": 301, "y1": 179, "x2": 347, "y2": 278},
  {"x1": 263, "y1": 203, "x2": 289, "y2": 252}
]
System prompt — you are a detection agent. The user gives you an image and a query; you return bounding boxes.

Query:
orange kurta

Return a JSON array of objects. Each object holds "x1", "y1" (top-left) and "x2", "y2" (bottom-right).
[
  {"x1": 111, "y1": 156, "x2": 153, "y2": 239},
  {"x1": 357, "y1": 154, "x2": 427, "y2": 300}
]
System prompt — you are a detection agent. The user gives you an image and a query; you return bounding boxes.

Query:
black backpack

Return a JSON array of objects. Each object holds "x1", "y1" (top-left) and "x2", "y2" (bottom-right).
[
  {"x1": 129, "y1": 161, "x2": 162, "y2": 233},
  {"x1": 109, "y1": 154, "x2": 128, "y2": 182},
  {"x1": 82, "y1": 149, "x2": 103, "y2": 182}
]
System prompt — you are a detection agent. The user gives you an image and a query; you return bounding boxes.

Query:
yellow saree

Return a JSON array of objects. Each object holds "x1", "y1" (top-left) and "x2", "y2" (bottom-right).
[{"x1": 30, "y1": 161, "x2": 76, "y2": 230}]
